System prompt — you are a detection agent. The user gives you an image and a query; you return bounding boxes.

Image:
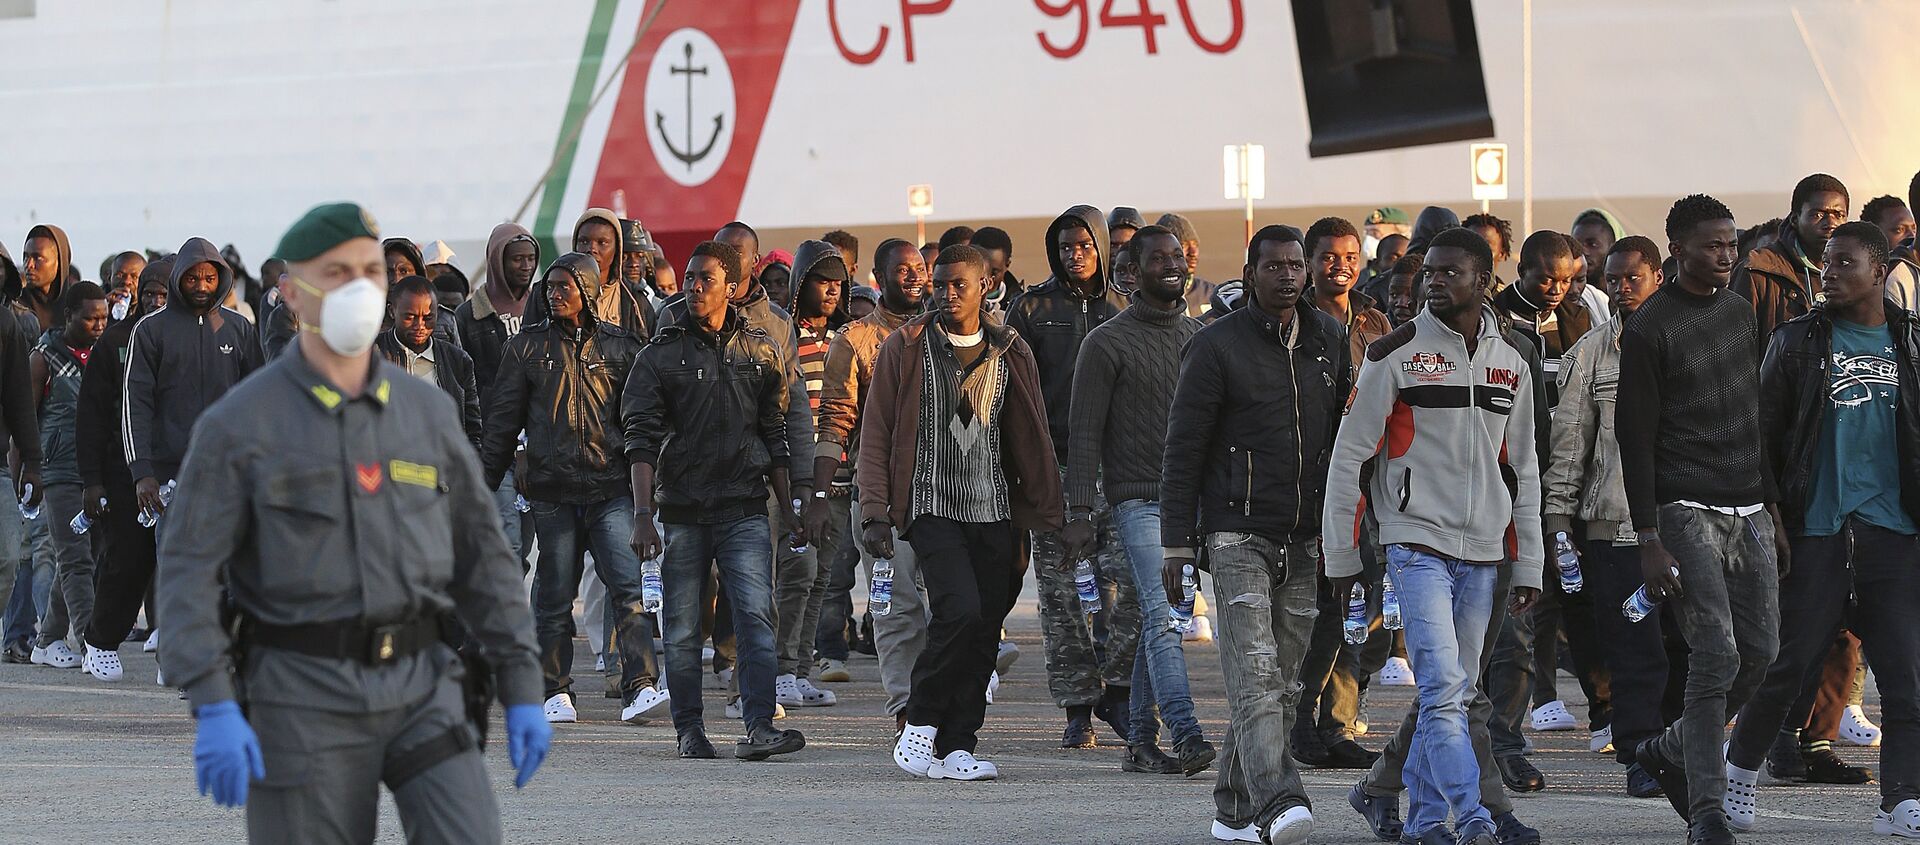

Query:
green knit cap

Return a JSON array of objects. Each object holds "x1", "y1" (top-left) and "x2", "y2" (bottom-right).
[{"x1": 274, "y1": 202, "x2": 381, "y2": 262}]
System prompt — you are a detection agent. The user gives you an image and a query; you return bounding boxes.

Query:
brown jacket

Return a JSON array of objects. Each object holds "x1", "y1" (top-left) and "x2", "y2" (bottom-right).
[
  {"x1": 1308, "y1": 288, "x2": 1393, "y2": 369},
  {"x1": 813, "y1": 304, "x2": 913, "y2": 461},
  {"x1": 1731, "y1": 221, "x2": 1815, "y2": 349},
  {"x1": 856, "y1": 313, "x2": 1063, "y2": 533}
]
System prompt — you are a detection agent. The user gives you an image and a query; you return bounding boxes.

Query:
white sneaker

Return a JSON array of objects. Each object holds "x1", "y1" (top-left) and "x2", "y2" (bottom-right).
[
  {"x1": 928, "y1": 749, "x2": 998, "y2": 781},
  {"x1": 1843, "y1": 704, "x2": 1883, "y2": 747},
  {"x1": 1378, "y1": 656, "x2": 1416, "y2": 687},
  {"x1": 1209, "y1": 820, "x2": 1262, "y2": 842},
  {"x1": 1590, "y1": 724, "x2": 1615, "y2": 754},
  {"x1": 724, "y1": 696, "x2": 787, "y2": 720},
  {"x1": 1724, "y1": 762, "x2": 1760, "y2": 832},
  {"x1": 985, "y1": 671, "x2": 999, "y2": 705},
  {"x1": 894, "y1": 723, "x2": 938, "y2": 776},
  {"x1": 594, "y1": 654, "x2": 605, "y2": 672},
  {"x1": 1531, "y1": 700, "x2": 1577, "y2": 731},
  {"x1": 33, "y1": 641, "x2": 81, "y2": 669},
  {"x1": 543, "y1": 693, "x2": 577, "y2": 724},
  {"x1": 82, "y1": 644, "x2": 122, "y2": 681},
  {"x1": 142, "y1": 629, "x2": 159, "y2": 653},
  {"x1": 1876, "y1": 799, "x2": 1920, "y2": 838},
  {"x1": 1265, "y1": 806, "x2": 1315, "y2": 845},
  {"x1": 156, "y1": 667, "x2": 165, "y2": 686},
  {"x1": 1184, "y1": 615, "x2": 1214, "y2": 644},
  {"x1": 793, "y1": 677, "x2": 837, "y2": 706},
  {"x1": 621, "y1": 686, "x2": 669, "y2": 724},
  {"x1": 706, "y1": 667, "x2": 733, "y2": 691}
]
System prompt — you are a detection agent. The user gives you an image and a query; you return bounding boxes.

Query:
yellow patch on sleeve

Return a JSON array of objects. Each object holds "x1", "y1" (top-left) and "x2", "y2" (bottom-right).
[{"x1": 389, "y1": 460, "x2": 439, "y2": 489}]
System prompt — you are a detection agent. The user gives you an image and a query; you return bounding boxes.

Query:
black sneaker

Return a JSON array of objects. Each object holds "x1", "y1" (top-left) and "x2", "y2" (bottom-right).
[
  {"x1": 1635, "y1": 738, "x2": 1691, "y2": 822},
  {"x1": 1348, "y1": 782, "x2": 1403, "y2": 842},
  {"x1": 1326, "y1": 739, "x2": 1382, "y2": 769},
  {"x1": 1290, "y1": 723, "x2": 1333, "y2": 767},
  {"x1": 678, "y1": 729, "x2": 717, "y2": 759},
  {"x1": 1800, "y1": 746, "x2": 1873, "y2": 784},
  {"x1": 736, "y1": 723, "x2": 806, "y2": 761},
  {"x1": 1121, "y1": 743, "x2": 1182, "y2": 774},
  {"x1": 1061, "y1": 709, "x2": 1096, "y2": 748},
  {"x1": 1173, "y1": 734, "x2": 1217, "y2": 777},
  {"x1": 1491, "y1": 811, "x2": 1540, "y2": 845},
  {"x1": 1686, "y1": 811, "x2": 1736, "y2": 845},
  {"x1": 1764, "y1": 731, "x2": 1806, "y2": 782},
  {"x1": 1093, "y1": 685, "x2": 1132, "y2": 743},
  {"x1": 1625, "y1": 762, "x2": 1666, "y2": 798},
  {"x1": 1495, "y1": 754, "x2": 1545, "y2": 793}
]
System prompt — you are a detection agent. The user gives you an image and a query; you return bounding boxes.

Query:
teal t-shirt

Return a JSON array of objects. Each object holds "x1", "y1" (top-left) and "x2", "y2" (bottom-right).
[{"x1": 1803, "y1": 318, "x2": 1917, "y2": 536}]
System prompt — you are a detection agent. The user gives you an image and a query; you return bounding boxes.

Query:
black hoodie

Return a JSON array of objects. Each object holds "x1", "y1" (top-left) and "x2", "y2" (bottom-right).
[
  {"x1": 1005, "y1": 204, "x2": 1127, "y2": 463},
  {"x1": 16, "y1": 224, "x2": 70, "y2": 336},
  {"x1": 78, "y1": 257, "x2": 170, "y2": 490},
  {"x1": 479, "y1": 252, "x2": 645, "y2": 504},
  {"x1": 122, "y1": 238, "x2": 264, "y2": 482},
  {"x1": 0, "y1": 243, "x2": 40, "y2": 464}
]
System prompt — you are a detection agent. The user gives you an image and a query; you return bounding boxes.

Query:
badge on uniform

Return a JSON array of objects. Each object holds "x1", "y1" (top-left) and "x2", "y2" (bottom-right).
[
  {"x1": 355, "y1": 462, "x2": 384, "y2": 494},
  {"x1": 390, "y1": 460, "x2": 438, "y2": 489}
]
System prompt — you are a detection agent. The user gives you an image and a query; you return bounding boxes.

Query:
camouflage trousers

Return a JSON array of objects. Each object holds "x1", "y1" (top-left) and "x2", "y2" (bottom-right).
[{"x1": 1033, "y1": 485, "x2": 1140, "y2": 708}]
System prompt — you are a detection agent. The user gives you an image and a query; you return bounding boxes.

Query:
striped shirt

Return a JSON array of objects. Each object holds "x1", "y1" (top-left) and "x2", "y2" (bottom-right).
[{"x1": 798, "y1": 321, "x2": 854, "y2": 489}]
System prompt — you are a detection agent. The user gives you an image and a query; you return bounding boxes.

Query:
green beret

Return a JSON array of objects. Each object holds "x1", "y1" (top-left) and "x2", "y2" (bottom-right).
[
  {"x1": 275, "y1": 202, "x2": 381, "y2": 262},
  {"x1": 1366, "y1": 207, "x2": 1411, "y2": 226}
]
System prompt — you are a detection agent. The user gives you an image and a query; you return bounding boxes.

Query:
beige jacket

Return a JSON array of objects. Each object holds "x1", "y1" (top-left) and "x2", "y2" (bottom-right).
[{"x1": 1542, "y1": 316, "x2": 1632, "y2": 543}]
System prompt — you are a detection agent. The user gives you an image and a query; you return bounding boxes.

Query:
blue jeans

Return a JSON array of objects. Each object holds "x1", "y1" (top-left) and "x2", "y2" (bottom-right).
[
  {"x1": 493, "y1": 469, "x2": 533, "y2": 569},
  {"x1": 1388, "y1": 544, "x2": 1498, "y2": 838},
  {"x1": 1111, "y1": 499, "x2": 1200, "y2": 746},
  {"x1": 528, "y1": 497, "x2": 657, "y2": 701},
  {"x1": 662, "y1": 515, "x2": 777, "y2": 732}
]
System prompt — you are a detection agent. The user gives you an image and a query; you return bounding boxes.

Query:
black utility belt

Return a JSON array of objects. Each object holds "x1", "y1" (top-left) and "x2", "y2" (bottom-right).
[{"x1": 248, "y1": 615, "x2": 446, "y2": 666}]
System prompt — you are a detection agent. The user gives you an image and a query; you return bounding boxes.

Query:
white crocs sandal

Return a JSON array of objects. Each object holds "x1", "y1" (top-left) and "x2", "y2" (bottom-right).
[
  {"x1": 894, "y1": 724, "x2": 937, "y2": 777},
  {"x1": 929, "y1": 749, "x2": 998, "y2": 781},
  {"x1": 1876, "y1": 799, "x2": 1920, "y2": 839}
]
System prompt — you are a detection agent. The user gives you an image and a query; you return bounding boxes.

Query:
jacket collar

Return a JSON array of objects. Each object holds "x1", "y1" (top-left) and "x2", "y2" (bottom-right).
[
  {"x1": 284, "y1": 341, "x2": 395, "y2": 414},
  {"x1": 471, "y1": 282, "x2": 500, "y2": 321},
  {"x1": 901, "y1": 310, "x2": 1014, "y2": 351},
  {"x1": 1417, "y1": 302, "x2": 1503, "y2": 347}
]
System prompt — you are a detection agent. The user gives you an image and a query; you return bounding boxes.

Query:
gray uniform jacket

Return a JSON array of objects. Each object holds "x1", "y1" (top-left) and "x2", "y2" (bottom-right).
[{"x1": 156, "y1": 342, "x2": 540, "y2": 713}]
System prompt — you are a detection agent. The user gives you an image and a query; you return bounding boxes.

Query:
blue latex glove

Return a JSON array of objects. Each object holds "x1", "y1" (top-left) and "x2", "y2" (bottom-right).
[
  {"x1": 193, "y1": 700, "x2": 264, "y2": 808},
  {"x1": 504, "y1": 703, "x2": 551, "y2": 789}
]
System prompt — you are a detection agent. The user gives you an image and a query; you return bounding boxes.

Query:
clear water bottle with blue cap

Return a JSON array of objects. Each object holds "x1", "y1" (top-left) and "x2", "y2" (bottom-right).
[
  {"x1": 1623, "y1": 585, "x2": 1659, "y2": 622},
  {"x1": 1168, "y1": 564, "x2": 1197, "y2": 633},
  {"x1": 1554, "y1": 531, "x2": 1584, "y2": 592},
  {"x1": 640, "y1": 557, "x2": 663, "y2": 614},
  {"x1": 1381, "y1": 572, "x2": 1402, "y2": 631},
  {"x1": 18, "y1": 483, "x2": 38, "y2": 520},
  {"x1": 1343, "y1": 583, "x2": 1369, "y2": 644},
  {"x1": 1074, "y1": 558, "x2": 1101, "y2": 614},
  {"x1": 869, "y1": 557, "x2": 894, "y2": 617}
]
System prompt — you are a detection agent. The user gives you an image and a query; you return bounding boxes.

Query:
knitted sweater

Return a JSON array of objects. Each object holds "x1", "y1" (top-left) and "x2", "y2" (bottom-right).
[
  {"x1": 1617, "y1": 283, "x2": 1776, "y2": 529},
  {"x1": 1066, "y1": 297, "x2": 1201, "y2": 509}
]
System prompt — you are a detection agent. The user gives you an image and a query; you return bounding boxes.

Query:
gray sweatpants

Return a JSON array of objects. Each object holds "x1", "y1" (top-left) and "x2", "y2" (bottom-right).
[
  {"x1": 864, "y1": 506, "x2": 926, "y2": 716},
  {"x1": 247, "y1": 673, "x2": 500, "y2": 844},
  {"x1": 35, "y1": 483, "x2": 94, "y2": 648}
]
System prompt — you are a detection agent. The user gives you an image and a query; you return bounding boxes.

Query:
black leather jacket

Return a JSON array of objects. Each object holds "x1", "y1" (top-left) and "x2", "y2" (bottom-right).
[
  {"x1": 1160, "y1": 302, "x2": 1352, "y2": 548},
  {"x1": 1760, "y1": 299, "x2": 1920, "y2": 532},
  {"x1": 622, "y1": 308, "x2": 789, "y2": 524},
  {"x1": 479, "y1": 253, "x2": 644, "y2": 504}
]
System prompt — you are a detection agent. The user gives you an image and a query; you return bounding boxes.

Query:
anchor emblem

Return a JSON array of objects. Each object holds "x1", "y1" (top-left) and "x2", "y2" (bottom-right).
[{"x1": 654, "y1": 40, "x2": 725, "y2": 171}]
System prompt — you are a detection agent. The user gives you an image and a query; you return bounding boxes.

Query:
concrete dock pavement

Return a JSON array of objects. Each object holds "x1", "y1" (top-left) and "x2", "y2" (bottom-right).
[{"x1": 0, "y1": 588, "x2": 1886, "y2": 844}]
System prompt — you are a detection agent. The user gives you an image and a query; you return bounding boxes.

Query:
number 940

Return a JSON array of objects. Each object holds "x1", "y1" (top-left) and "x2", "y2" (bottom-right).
[{"x1": 1034, "y1": 0, "x2": 1244, "y2": 59}]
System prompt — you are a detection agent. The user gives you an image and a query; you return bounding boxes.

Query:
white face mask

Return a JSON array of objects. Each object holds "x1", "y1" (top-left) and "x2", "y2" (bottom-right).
[
  {"x1": 296, "y1": 277, "x2": 384, "y2": 356},
  {"x1": 1362, "y1": 234, "x2": 1382, "y2": 262},
  {"x1": 109, "y1": 298, "x2": 129, "y2": 321}
]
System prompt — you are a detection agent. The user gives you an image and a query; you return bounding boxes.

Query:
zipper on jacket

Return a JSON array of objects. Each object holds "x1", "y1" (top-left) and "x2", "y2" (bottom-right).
[
  {"x1": 1286, "y1": 342, "x2": 1301, "y2": 534},
  {"x1": 1244, "y1": 448, "x2": 1253, "y2": 517},
  {"x1": 1398, "y1": 468, "x2": 1412, "y2": 511}
]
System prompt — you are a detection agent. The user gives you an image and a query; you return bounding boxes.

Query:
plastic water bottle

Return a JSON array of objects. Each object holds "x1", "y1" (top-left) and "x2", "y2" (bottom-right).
[
  {"x1": 1074, "y1": 558, "x2": 1101, "y2": 614},
  {"x1": 640, "y1": 558, "x2": 663, "y2": 614},
  {"x1": 1168, "y1": 564, "x2": 1198, "y2": 633},
  {"x1": 18, "y1": 483, "x2": 39, "y2": 521},
  {"x1": 138, "y1": 480, "x2": 177, "y2": 529},
  {"x1": 69, "y1": 510, "x2": 93, "y2": 535},
  {"x1": 1343, "y1": 583, "x2": 1369, "y2": 644},
  {"x1": 1554, "y1": 531, "x2": 1584, "y2": 593},
  {"x1": 1622, "y1": 585, "x2": 1659, "y2": 623},
  {"x1": 1381, "y1": 572, "x2": 1403, "y2": 631},
  {"x1": 786, "y1": 497, "x2": 807, "y2": 553},
  {"x1": 513, "y1": 494, "x2": 531, "y2": 513},
  {"x1": 869, "y1": 558, "x2": 894, "y2": 617}
]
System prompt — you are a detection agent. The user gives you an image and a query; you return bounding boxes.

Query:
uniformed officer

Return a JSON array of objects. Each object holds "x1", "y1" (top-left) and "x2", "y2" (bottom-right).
[{"x1": 156, "y1": 203, "x2": 550, "y2": 844}]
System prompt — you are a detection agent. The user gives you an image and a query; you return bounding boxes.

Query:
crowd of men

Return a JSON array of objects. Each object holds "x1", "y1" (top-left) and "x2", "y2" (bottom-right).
[{"x1": 2, "y1": 169, "x2": 1918, "y2": 845}]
